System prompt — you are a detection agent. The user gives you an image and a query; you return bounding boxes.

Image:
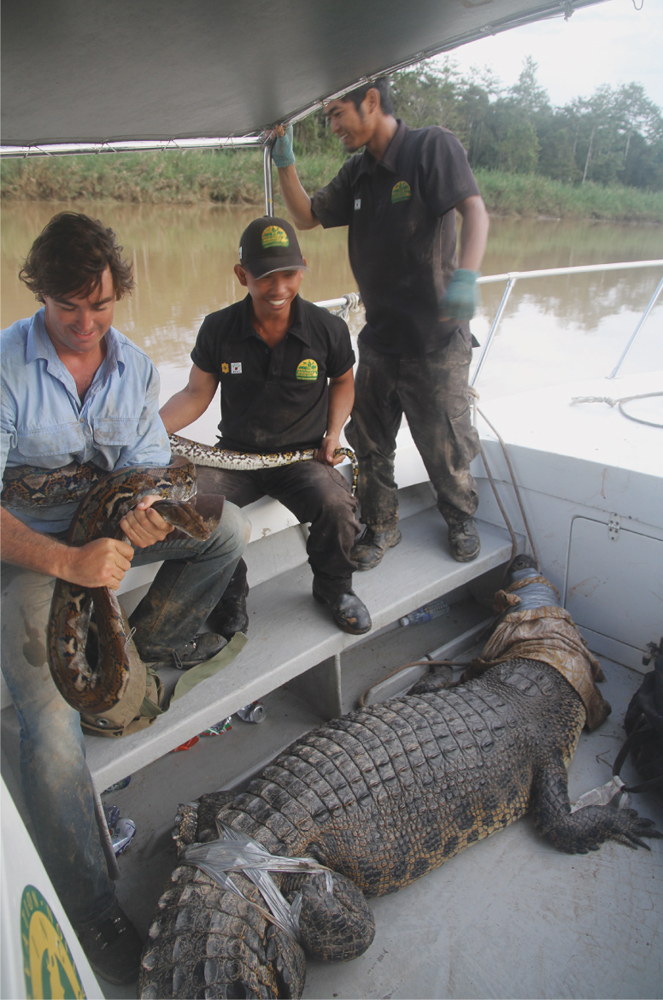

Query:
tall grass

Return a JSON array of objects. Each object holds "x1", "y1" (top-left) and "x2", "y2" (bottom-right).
[
  {"x1": 474, "y1": 169, "x2": 663, "y2": 223},
  {"x1": 0, "y1": 149, "x2": 347, "y2": 207},
  {"x1": 2, "y1": 150, "x2": 662, "y2": 222}
]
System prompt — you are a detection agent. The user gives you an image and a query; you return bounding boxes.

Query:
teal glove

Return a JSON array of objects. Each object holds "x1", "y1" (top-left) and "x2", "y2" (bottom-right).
[
  {"x1": 439, "y1": 269, "x2": 480, "y2": 321},
  {"x1": 272, "y1": 124, "x2": 295, "y2": 168}
]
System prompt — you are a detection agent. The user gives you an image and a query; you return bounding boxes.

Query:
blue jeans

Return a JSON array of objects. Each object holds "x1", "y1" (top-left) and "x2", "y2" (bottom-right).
[{"x1": 0, "y1": 501, "x2": 249, "y2": 926}]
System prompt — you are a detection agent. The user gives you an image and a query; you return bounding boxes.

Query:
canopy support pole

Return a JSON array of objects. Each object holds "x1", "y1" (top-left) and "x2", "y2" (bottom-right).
[{"x1": 263, "y1": 142, "x2": 274, "y2": 217}]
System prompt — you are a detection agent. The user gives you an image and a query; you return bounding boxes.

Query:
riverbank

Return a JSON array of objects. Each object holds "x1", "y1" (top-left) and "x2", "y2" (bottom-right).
[{"x1": 2, "y1": 149, "x2": 662, "y2": 223}]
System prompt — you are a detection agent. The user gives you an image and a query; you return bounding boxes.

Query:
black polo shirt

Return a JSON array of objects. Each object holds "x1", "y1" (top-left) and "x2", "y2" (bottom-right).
[
  {"x1": 190, "y1": 294, "x2": 355, "y2": 452},
  {"x1": 311, "y1": 120, "x2": 480, "y2": 355}
]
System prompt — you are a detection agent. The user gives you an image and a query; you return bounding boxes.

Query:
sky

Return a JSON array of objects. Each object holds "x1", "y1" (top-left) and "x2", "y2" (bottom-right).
[{"x1": 432, "y1": 0, "x2": 662, "y2": 111}]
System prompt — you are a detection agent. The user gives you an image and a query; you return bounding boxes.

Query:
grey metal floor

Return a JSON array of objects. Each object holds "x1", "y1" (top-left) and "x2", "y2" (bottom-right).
[{"x1": 96, "y1": 611, "x2": 661, "y2": 1000}]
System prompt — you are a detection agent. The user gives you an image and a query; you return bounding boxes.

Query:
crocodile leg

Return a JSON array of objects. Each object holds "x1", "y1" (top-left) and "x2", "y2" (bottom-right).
[
  {"x1": 530, "y1": 750, "x2": 663, "y2": 854},
  {"x1": 281, "y1": 871, "x2": 375, "y2": 962}
]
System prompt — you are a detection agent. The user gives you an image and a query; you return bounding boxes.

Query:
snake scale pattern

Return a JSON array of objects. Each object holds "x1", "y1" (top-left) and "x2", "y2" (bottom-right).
[
  {"x1": 2, "y1": 434, "x2": 356, "y2": 715},
  {"x1": 0, "y1": 435, "x2": 358, "y2": 510},
  {"x1": 47, "y1": 458, "x2": 211, "y2": 715}
]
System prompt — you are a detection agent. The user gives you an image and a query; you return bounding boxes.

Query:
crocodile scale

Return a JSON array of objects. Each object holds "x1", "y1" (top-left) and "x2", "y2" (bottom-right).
[{"x1": 140, "y1": 657, "x2": 661, "y2": 999}]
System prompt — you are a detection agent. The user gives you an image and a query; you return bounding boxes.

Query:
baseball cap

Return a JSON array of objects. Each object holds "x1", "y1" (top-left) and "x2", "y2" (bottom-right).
[{"x1": 238, "y1": 217, "x2": 306, "y2": 278}]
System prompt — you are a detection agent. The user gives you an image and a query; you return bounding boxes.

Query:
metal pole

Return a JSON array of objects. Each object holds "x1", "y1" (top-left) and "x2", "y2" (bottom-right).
[
  {"x1": 263, "y1": 142, "x2": 274, "y2": 217},
  {"x1": 608, "y1": 274, "x2": 663, "y2": 379},
  {"x1": 470, "y1": 277, "x2": 518, "y2": 388}
]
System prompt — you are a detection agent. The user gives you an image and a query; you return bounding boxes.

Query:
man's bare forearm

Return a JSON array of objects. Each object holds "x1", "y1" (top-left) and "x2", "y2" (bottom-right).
[
  {"x1": 0, "y1": 506, "x2": 142, "y2": 590},
  {"x1": 1, "y1": 507, "x2": 76, "y2": 578},
  {"x1": 456, "y1": 195, "x2": 490, "y2": 272},
  {"x1": 160, "y1": 388, "x2": 205, "y2": 434},
  {"x1": 160, "y1": 366, "x2": 218, "y2": 435},
  {"x1": 326, "y1": 372, "x2": 355, "y2": 440},
  {"x1": 277, "y1": 165, "x2": 321, "y2": 231}
]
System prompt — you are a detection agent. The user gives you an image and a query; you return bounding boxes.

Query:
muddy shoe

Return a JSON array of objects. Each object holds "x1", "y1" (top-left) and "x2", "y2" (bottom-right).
[
  {"x1": 313, "y1": 586, "x2": 372, "y2": 635},
  {"x1": 448, "y1": 518, "x2": 481, "y2": 562},
  {"x1": 208, "y1": 587, "x2": 249, "y2": 640},
  {"x1": 76, "y1": 900, "x2": 143, "y2": 986},
  {"x1": 351, "y1": 525, "x2": 402, "y2": 571},
  {"x1": 145, "y1": 633, "x2": 228, "y2": 671}
]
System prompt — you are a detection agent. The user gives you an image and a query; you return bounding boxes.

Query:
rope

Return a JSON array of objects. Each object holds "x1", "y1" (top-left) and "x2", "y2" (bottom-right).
[
  {"x1": 469, "y1": 389, "x2": 540, "y2": 570},
  {"x1": 328, "y1": 292, "x2": 362, "y2": 324},
  {"x1": 570, "y1": 391, "x2": 663, "y2": 429}
]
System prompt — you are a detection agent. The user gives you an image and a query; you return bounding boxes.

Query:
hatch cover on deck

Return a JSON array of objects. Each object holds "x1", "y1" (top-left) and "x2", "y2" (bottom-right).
[{"x1": 565, "y1": 516, "x2": 663, "y2": 670}]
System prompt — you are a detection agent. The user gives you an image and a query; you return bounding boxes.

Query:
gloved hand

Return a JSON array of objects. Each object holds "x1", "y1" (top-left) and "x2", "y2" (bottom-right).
[
  {"x1": 272, "y1": 124, "x2": 295, "y2": 168},
  {"x1": 439, "y1": 269, "x2": 480, "y2": 321}
]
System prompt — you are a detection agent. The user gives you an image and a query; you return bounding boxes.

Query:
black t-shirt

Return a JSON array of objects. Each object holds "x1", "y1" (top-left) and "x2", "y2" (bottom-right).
[
  {"x1": 191, "y1": 294, "x2": 355, "y2": 452},
  {"x1": 311, "y1": 120, "x2": 480, "y2": 355}
]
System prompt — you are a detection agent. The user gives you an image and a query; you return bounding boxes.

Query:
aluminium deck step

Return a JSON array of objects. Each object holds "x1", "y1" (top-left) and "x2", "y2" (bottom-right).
[
  {"x1": 82, "y1": 511, "x2": 513, "y2": 791},
  {"x1": 0, "y1": 508, "x2": 515, "y2": 796}
]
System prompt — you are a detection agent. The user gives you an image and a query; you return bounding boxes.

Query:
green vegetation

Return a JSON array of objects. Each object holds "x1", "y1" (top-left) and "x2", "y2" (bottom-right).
[
  {"x1": 390, "y1": 58, "x2": 663, "y2": 192},
  {"x1": 2, "y1": 149, "x2": 662, "y2": 222},
  {"x1": 3, "y1": 58, "x2": 662, "y2": 221},
  {"x1": 473, "y1": 170, "x2": 663, "y2": 223},
  {"x1": 0, "y1": 149, "x2": 345, "y2": 207}
]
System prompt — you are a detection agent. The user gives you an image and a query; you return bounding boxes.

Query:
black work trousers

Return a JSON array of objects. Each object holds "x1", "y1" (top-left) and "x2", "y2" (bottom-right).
[
  {"x1": 195, "y1": 460, "x2": 360, "y2": 601},
  {"x1": 345, "y1": 330, "x2": 480, "y2": 531}
]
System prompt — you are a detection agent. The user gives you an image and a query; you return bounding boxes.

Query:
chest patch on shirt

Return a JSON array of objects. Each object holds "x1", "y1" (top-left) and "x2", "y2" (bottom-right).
[
  {"x1": 231, "y1": 362, "x2": 242, "y2": 374},
  {"x1": 354, "y1": 198, "x2": 361, "y2": 210},
  {"x1": 221, "y1": 362, "x2": 230, "y2": 373},
  {"x1": 296, "y1": 359, "x2": 318, "y2": 381},
  {"x1": 391, "y1": 181, "x2": 412, "y2": 204}
]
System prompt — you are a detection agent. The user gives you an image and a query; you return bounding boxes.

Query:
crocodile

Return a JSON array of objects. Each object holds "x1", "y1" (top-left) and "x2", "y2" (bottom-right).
[{"x1": 139, "y1": 563, "x2": 661, "y2": 999}]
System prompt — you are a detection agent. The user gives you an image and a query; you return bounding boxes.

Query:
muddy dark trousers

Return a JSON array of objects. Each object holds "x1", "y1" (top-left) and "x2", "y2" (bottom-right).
[
  {"x1": 195, "y1": 459, "x2": 361, "y2": 602},
  {"x1": 346, "y1": 331, "x2": 480, "y2": 531}
]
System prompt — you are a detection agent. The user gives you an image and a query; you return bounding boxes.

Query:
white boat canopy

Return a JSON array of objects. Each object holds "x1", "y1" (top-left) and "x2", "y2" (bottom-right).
[{"x1": 2, "y1": 0, "x2": 609, "y2": 155}]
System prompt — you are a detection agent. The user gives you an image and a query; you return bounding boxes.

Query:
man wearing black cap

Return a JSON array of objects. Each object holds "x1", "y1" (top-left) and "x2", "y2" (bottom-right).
[
  {"x1": 160, "y1": 216, "x2": 371, "y2": 636},
  {"x1": 272, "y1": 77, "x2": 489, "y2": 569}
]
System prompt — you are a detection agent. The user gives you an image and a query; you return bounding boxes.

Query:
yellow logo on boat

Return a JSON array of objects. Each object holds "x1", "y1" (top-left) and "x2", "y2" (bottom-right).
[
  {"x1": 222, "y1": 362, "x2": 229, "y2": 373},
  {"x1": 391, "y1": 181, "x2": 412, "y2": 203},
  {"x1": 261, "y1": 226, "x2": 289, "y2": 249},
  {"x1": 21, "y1": 885, "x2": 87, "y2": 999},
  {"x1": 296, "y1": 359, "x2": 318, "y2": 381}
]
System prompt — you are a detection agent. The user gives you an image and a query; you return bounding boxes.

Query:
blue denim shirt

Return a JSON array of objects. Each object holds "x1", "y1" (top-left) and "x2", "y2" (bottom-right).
[{"x1": 1, "y1": 308, "x2": 171, "y2": 533}]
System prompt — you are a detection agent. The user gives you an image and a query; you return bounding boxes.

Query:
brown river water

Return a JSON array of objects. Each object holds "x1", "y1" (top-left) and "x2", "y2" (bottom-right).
[{"x1": 2, "y1": 202, "x2": 661, "y2": 437}]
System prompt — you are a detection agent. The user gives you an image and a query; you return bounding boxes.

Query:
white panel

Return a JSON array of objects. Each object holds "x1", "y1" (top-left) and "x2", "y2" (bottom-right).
[{"x1": 566, "y1": 517, "x2": 663, "y2": 660}]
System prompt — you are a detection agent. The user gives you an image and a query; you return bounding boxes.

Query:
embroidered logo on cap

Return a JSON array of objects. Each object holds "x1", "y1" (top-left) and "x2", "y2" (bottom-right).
[
  {"x1": 261, "y1": 226, "x2": 290, "y2": 249},
  {"x1": 391, "y1": 181, "x2": 412, "y2": 204},
  {"x1": 221, "y1": 363, "x2": 229, "y2": 373},
  {"x1": 231, "y1": 362, "x2": 242, "y2": 374},
  {"x1": 296, "y1": 359, "x2": 318, "y2": 381}
]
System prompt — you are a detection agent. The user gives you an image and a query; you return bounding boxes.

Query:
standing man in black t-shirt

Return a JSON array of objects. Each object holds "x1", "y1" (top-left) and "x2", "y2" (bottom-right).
[
  {"x1": 160, "y1": 216, "x2": 371, "y2": 636},
  {"x1": 272, "y1": 77, "x2": 490, "y2": 568}
]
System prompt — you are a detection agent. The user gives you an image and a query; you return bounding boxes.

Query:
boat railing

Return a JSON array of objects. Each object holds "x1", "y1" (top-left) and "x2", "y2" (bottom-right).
[
  {"x1": 473, "y1": 260, "x2": 663, "y2": 384},
  {"x1": 315, "y1": 259, "x2": 663, "y2": 385}
]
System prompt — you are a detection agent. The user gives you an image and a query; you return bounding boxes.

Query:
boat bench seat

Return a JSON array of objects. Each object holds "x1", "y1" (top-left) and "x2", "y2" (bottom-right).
[{"x1": 1, "y1": 482, "x2": 514, "y2": 794}]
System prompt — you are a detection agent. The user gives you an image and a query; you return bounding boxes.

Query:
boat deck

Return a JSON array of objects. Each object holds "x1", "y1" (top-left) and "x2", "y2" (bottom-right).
[{"x1": 97, "y1": 612, "x2": 662, "y2": 1000}]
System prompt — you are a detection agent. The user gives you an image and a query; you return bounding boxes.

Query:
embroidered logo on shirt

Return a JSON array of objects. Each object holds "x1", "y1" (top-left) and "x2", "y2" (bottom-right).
[
  {"x1": 221, "y1": 362, "x2": 230, "y2": 373},
  {"x1": 261, "y1": 226, "x2": 289, "y2": 249},
  {"x1": 391, "y1": 181, "x2": 412, "y2": 204},
  {"x1": 231, "y1": 362, "x2": 242, "y2": 374},
  {"x1": 354, "y1": 198, "x2": 361, "y2": 210},
  {"x1": 296, "y1": 359, "x2": 318, "y2": 381}
]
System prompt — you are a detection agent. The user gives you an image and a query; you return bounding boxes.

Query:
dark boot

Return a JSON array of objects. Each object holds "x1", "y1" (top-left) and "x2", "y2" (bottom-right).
[
  {"x1": 312, "y1": 584, "x2": 372, "y2": 635},
  {"x1": 208, "y1": 560, "x2": 250, "y2": 639},
  {"x1": 350, "y1": 525, "x2": 402, "y2": 571},
  {"x1": 447, "y1": 518, "x2": 481, "y2": 562},
  {"x1": 76, "y1": 899, "x2": 143, "y2": 986}
]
